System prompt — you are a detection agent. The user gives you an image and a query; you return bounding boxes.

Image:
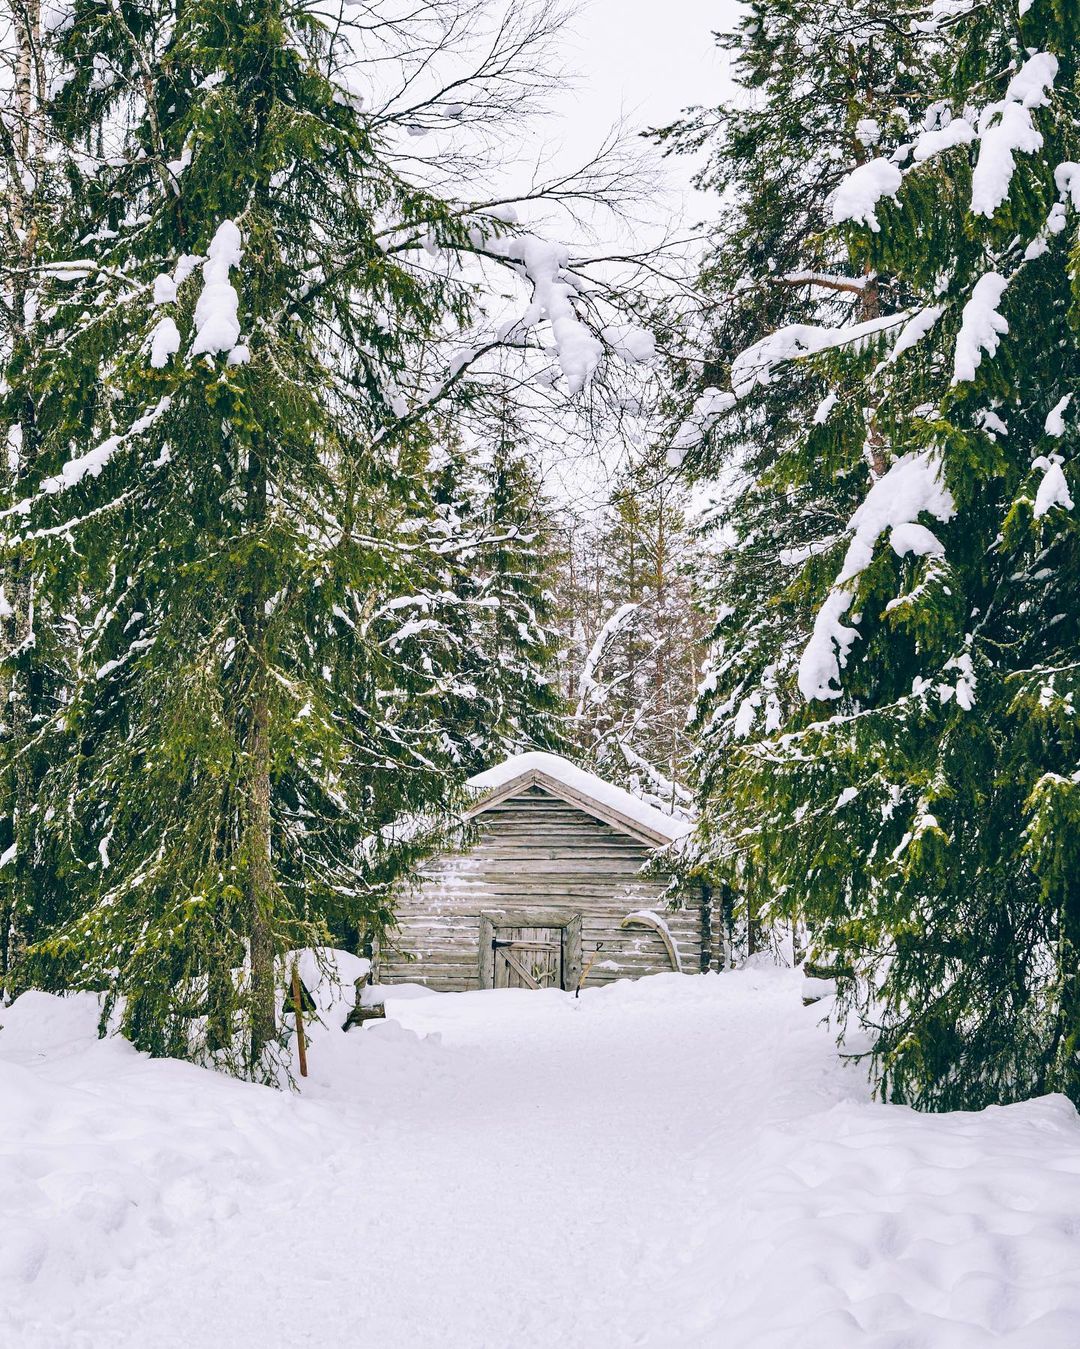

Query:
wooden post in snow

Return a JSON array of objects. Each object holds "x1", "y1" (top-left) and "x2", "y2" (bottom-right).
[
  {"x1": 576, "y1": 942, "x2": 604, "y2": 997},
  {"x1": 291, "y1": 962, "x2": 308, "y2": 1078}
]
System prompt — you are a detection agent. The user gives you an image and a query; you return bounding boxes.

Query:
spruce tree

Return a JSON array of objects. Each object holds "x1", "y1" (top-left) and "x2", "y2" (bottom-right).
[
  {"x1": 1, "y1": 0, "x2": 642, "y2": 1070},
  {"x1": 557, "y1": 456, "x2": 701, "y2": 815},
  {"x1": 670, "y1": 1, "x2": 1080, "y2": 1108},
  {"x1": 466, "y1": 429, "x2": 565, "y2": 762},
  {"x1": 655, "y1": 0, "x2": 926, "y2": 900}
]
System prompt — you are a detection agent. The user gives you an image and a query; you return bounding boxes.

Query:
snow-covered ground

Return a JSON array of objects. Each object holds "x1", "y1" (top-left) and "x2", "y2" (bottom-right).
[{"x1": 4, "y1": 961, "x2": 1080, "y2": 1348}]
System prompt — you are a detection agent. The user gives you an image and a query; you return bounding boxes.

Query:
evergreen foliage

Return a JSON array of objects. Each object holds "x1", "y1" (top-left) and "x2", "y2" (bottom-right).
[
  {"x1": 555, "y1": 455, "x2": 701, "y2": 815},
  {"x1": 430, "y1": 425, "x2": 564, "y2": 770},
  {"x1": 668, "y1": 0, "x2": 1080, "y2": 1108},
  {"x1": 0, "y1": 0, "x2": 75, "y2": 1000},
  {"x1": 0, "y1": 0, "x2": 639, "y2": 1072}
]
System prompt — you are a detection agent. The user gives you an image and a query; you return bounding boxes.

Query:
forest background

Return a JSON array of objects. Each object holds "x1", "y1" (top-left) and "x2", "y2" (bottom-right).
[{"x1": 3, "y1": 0, "x2": 1078, "y2": 1114}]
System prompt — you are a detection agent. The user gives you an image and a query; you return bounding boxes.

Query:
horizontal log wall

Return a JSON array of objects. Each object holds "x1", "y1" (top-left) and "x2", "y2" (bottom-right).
[{"x1": 376, "y1": 786, "x2": 703, "y2": 991}]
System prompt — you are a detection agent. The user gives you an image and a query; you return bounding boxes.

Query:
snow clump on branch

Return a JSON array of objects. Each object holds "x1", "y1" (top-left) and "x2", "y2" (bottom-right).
[
  {"x1": 149, "y1": 318, "x2": 181, "y2": 369},
  {"x1": 191, "y1": 220, "x2": 244, "y2": 359},
  {"x1": 952, "y1": 272, "x2": 1009, "y2": 385},
  {"x1": 798, "y1": 451, "x2": 955, "y2": 702},
  {"x1": 1032, "y1": 458, "x2": 1074, "y2": 519},
  {"x1": 971, "y1": 52, "x2": 1057, "y2": 218},
  {"x1": 831, "y1": 158, "x2": 903, "y2": 232},
  {"x1": 477, "y1": 229, "x2": 605, "y2": 394}
]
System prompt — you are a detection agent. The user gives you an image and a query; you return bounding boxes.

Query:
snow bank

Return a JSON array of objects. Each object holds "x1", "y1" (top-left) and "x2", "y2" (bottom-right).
[
  {"x1": 467, "y1": 750, "x2": 691, "y2": 842},
  {"x1": 685, "y1": 1090, "x2": 1080, "y2": 1348},
  {"x1": 0, "y1": 991, "x2": 339, "y2": 1343},
  {"x1": 4, "y1": 967, "x2": 1080, "y2": 1348},
  {"x1": 281, "y1": 945, "x2": 370, "y2": 1016}
]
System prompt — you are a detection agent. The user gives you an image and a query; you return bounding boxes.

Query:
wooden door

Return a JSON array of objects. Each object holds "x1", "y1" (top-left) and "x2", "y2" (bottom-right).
[{"x1": 492, "y1": 926, "x2": 563, "y2": 990}]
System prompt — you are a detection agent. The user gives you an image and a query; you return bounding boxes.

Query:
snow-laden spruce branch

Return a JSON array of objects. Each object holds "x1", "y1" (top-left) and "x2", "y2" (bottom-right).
[
  {"x1": 830, "y1": 50, "x2": 1058, "y2": 231},
  {"x1": 669, "y1": 50, "x2": 1078, "y2": 708},
  {"x1": 668, "y1": 310, "x2": 913, "y2": 464},
  {"x1": 0, "y1": 397, "x2": 172, "y2": 523}
]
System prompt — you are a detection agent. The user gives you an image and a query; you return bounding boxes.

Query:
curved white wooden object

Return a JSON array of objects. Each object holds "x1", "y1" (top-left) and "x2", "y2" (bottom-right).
[{"x1": 620, "y1": 910, "x2": 683, "y2": 974}]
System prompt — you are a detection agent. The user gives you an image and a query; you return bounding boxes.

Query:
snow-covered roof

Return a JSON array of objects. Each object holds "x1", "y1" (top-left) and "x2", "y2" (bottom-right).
[{"x1": 466, "y1": 752, "x2": 692, "y2": 848}]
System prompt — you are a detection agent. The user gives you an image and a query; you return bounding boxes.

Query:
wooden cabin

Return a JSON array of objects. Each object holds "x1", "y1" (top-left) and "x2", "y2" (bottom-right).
[{"x1": 374, "y1": 753, "x2": 712, "y2": 992}]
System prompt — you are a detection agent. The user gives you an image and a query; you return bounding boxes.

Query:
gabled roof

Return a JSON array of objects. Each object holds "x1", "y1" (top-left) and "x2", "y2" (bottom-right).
[{"x1": 465, "y1": 752, "x2": 692, "y2": 849}]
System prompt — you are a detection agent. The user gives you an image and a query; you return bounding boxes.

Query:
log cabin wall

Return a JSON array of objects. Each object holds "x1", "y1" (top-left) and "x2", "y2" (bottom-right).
[{"x1": 376, "y1": 784, "x2": 704, "y2": 991}]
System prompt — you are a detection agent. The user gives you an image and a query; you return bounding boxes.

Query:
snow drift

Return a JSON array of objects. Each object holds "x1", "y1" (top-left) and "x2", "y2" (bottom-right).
[{"x1": 3, "y1": 960, "x2": 1080, "y2": 1347}]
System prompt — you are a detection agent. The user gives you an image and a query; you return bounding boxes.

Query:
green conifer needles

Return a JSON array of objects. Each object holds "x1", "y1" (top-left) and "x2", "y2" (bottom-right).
[
  {"x1": 675, "y1": 2, "x2": 1080, "y2": 1108},
  {"x1": 1, "y1": 0, "x2": 643, "y2": 1073}
]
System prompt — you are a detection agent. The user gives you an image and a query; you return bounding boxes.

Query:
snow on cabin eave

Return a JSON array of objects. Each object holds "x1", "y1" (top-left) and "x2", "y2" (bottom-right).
[
  {"x1": 467, "y1": 771, "x2": 681, "y2": 850},
  {"x1": 465, "y1": 753, "x2": 692, "y2": 851}
]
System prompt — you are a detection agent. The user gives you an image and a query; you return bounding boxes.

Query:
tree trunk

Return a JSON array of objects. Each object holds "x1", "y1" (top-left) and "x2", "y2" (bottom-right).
[
  {"x1": 246, "y1": 682, "x2": 276, "y2": 1066},
  {"x1": 1, "y1": 0, "x2": 44, "y2": 1003},
  {"x1": 242, "y1": 423, "x2": 275, "y2": 1067},
  {"x1": 1055, "y1": 878, "x2": 1080, "y2": 1100},
  {"x1": 2, "y1": 554, "x2": 35, "y2": 1002}
]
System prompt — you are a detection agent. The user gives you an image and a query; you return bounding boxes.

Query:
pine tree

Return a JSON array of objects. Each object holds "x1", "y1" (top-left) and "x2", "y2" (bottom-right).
[
  {"x1": 669, "y1": 1, "x2": 1080, "y2": 1108},
  {"x1": 556, "y1": 455, "x2": 701, "y2": 815},
  {"x1": 2, "y1": 0, "x2": 644, "y2": 1070},
  {"x1": 467, "y1": 428, "x2": 565, "y2": 762}
]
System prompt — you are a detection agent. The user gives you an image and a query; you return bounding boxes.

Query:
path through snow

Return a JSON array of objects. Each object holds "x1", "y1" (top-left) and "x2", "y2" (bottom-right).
[{"x1": 3, "y1": 965, "x2": 1080, "y2": 1347}]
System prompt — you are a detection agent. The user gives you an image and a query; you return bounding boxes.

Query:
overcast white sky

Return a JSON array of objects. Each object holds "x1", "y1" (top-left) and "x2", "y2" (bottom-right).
[
  {"x1": 552, "y1": 0, "x2": 743, "y2": 227},
  {"x1": 562, "y1": 0, "x2": 738, "y2": 139},
  {"x1": 515, "y1": 2, "x2": 741, "y2": 508}
]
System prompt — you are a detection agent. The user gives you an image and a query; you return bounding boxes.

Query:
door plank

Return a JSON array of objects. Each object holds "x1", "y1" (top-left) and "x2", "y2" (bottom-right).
[{"x1": 499, "y1": 949, "x2": 541, "y2": 989}]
